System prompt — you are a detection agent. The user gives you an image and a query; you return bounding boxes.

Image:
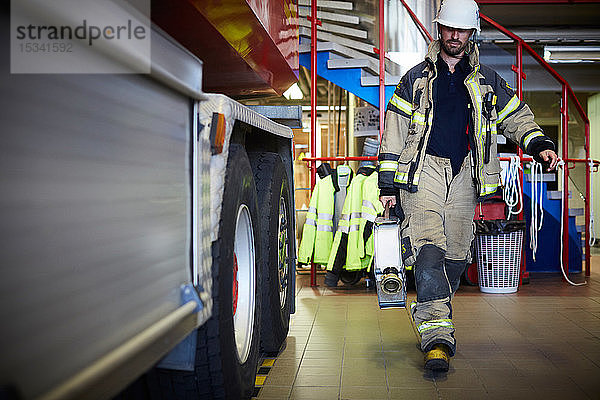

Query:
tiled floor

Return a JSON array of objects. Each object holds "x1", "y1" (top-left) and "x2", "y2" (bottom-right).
[{"x1": 256, "y1": 255, "x2": 600, "y2": 399}]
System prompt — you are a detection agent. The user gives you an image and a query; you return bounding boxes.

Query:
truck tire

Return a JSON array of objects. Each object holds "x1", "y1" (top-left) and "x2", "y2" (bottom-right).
[
  {"x1": 153, "y1": 144, "x2": 261, "y2": 400},
  {"x1": 249, "y1": 152, "x2": 293, "y2": 353}
]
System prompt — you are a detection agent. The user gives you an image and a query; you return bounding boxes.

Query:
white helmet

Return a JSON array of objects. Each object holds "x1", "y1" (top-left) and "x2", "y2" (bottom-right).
[{"x1": 433, "y1": 0, "x2": 480, "y2": 33}]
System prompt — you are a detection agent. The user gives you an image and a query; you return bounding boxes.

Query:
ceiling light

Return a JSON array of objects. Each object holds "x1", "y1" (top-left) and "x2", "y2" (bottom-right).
[{"x1": 543, "y1": 46, "x2": 600, "y2": 63}]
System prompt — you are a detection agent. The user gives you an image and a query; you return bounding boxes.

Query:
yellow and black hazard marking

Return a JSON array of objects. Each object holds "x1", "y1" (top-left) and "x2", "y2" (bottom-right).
[{"x1": 251, "y1": 357, "x2": 277, "y2": 398}]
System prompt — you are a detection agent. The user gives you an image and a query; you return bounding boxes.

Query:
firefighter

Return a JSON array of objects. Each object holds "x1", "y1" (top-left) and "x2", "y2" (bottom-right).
[{"x1": 378, "y1": 0, "x2": 558, "y2": 371}]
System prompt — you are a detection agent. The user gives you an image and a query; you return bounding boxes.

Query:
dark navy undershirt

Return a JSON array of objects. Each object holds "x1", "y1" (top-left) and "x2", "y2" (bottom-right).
[{"x1": 426, "y1": 54, "x2": 472, "y2": 176}]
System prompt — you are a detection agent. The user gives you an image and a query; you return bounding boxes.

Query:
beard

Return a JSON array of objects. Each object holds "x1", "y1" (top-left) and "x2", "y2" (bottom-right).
[{"x1": 441, "y1": 39, "x2": 469, "y2": 56}]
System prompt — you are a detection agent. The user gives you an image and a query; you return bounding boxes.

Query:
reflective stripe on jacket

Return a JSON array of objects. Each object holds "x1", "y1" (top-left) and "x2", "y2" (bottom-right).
[
  {"x1": 379, "y1": 40, "x2": 553, "y2": 199},
  {"x1": 298, "y1": 175, "x2": 335, "y2": 265}
]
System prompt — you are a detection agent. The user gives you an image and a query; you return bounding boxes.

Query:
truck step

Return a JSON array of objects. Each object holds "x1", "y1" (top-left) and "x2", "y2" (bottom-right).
[
  {"x1": 246, "y1": 106, "x2": 302, "y2": 129},
  {"x1": 298, "y1": 0, "x2": 354, "y2": 11},
  {"x1": 299, "y1": 18, "x2": 367, "y2": 39}
]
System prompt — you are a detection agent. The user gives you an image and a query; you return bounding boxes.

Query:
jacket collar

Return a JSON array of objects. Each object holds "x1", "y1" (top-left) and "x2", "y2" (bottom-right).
[{"x1": 425, "y1": 39, "x2": 479, "y2": 70}]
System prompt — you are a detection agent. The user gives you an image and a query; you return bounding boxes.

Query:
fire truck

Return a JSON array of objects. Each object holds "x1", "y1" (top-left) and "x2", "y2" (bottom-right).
[{"x1": 0, "y1": 1, "x2": 298, "y2": 399}]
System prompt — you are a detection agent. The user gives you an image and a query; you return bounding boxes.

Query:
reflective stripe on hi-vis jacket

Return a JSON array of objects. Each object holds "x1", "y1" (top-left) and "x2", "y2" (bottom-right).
[{"x1": 298, "y1": 175, "x2": 335, "y2": 265}]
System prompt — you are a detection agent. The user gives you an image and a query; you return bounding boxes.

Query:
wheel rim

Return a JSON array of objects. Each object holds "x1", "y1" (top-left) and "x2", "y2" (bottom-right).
[
  {"x1": 233, "y1": 204, "x2": 256, "y2": 364},
  {"x1": 278, "y1": 195, "x2": 289, "y2": 309}
]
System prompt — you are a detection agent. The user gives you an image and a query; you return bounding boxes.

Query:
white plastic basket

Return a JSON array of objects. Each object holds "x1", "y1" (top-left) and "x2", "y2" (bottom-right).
[{"x1": 476, "y1": 230, "x2": 524, "y2": 293}]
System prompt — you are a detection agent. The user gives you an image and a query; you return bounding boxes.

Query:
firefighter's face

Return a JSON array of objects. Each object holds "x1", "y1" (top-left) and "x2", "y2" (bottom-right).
[{"x1": 439, "y1": 25, "x2": 473, "y2": 56}]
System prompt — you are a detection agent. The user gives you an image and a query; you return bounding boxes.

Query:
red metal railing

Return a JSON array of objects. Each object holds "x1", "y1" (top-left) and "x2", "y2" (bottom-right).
[
  {"x1": 304, "y1": 1, "x2": 598, "y2": 286},
  {"x1": 479, "y1": 12, "x2": 593, "y2": 277}
]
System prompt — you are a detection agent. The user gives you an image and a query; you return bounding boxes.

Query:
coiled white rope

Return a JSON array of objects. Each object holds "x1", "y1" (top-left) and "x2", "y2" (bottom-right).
[
  {"x1": 529, "y1": 161, "x2": 544, "y2": 262},
  {"x1": 504, "y1": 155, "x2": 522, "y2": 220},
  {"x1": 589, "y1": 160, "x2": 596, "y2": 247},
  {"x1": 558, "y1": 159, "x2": 586, "y2": 286}
]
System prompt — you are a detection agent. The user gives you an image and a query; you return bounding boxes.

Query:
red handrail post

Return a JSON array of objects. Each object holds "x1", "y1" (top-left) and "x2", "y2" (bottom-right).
[
  {"x1": 515, "y1": 41, "x2": 529, "y2": 284},
  {"x1": 379, "y1": 0, "x2": 385, "y2": 141},
  {"x1": 585, "y1": 121, "x2": 591, "y2": 276},
  {"x1": 561, "y1": 84, "x2": 570, "y2": 278},
  {"x1": 310, "y1": 0, "x2": 318, "y2": 287},
  {"x1": 516, "y1": 41, "x2": 523, "y2": 98}
]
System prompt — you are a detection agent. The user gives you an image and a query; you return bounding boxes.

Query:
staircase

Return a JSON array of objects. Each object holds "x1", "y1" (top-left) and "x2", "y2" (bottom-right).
[
  {"x1": 298, "y1": 0, "x2": 401, "y2": 108},
  {"x1": 522, "y1": 170, "x2": 583, "y2": 273}
]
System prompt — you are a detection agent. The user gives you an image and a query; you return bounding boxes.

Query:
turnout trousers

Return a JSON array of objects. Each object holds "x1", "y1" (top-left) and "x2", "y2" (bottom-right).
[{"x1": 398, "y1": 154, "x2": 477, "y2": 355}]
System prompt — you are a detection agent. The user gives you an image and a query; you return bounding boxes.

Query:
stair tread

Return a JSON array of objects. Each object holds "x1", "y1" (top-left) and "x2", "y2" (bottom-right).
[
  {"x1": 299, "y1": 40, "x2": 399, "y2": 74},
  {"x1": 525, "y1": 173, "x2": 556, "y2": 182},
  {"x1": 298, "y1": 0, "x2": 353, "y2": 10},
  {"x1": 300, "y1": 26, "x2": 374, "y2": 54},
  {"x1": 569, "y1": 208, "x2": 584, "y2": 217},
  {"x1": 299, "y1": 18, "x2": 367, "y2": 39},
  {"x1": 298, "y1": 0, "x2": 354, "y2": 10},
  {"x1": 327, "y1": 58, "x2": 379, "y2": 74},
  {"x1": 298, "y1": 7, "x2": 359, "y2": 24},
  {"x1": 361, "y1": 74, "x2": 401, "y2": 86},
  {"x1": 547, "y1": 190, "x2": 572, "y2": 200}
]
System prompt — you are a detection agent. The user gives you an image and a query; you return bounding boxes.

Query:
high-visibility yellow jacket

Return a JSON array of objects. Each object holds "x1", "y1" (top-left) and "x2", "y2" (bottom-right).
[
  {"x1": 327, "y1": 166, "x2": 377, "y2": 272},
  {"x1": 298, "y1": 175, "x2": 335, "y2": 265},
  {"x1": 360, "y1": 172, "x2": 384, "y2": 271}
]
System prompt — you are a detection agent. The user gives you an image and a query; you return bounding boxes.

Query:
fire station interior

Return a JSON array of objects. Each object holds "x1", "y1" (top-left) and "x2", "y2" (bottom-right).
[{"x1": 241, "y1": 1, "x2": 600, "y2": 399}]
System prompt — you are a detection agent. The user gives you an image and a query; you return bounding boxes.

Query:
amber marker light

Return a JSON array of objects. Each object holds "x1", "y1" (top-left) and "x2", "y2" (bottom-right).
[{"x1": 210, "y1": 112, "x2": 226, "y2": 154}]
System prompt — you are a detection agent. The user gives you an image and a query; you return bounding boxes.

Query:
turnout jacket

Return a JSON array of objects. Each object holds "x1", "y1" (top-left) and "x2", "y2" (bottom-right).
[{"x1": 379, "y1": 40, "x2": 555, "y2": 199}]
